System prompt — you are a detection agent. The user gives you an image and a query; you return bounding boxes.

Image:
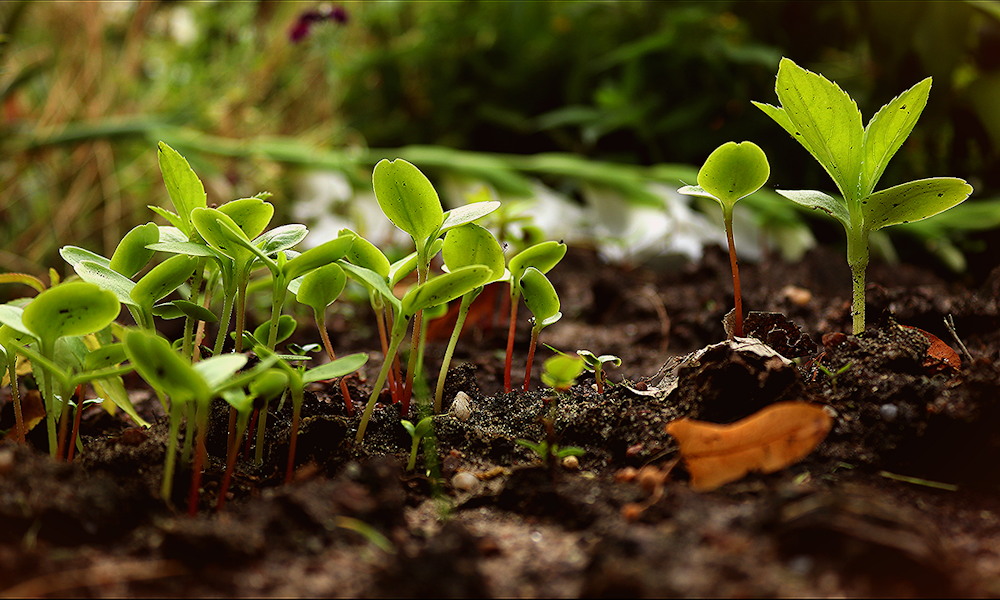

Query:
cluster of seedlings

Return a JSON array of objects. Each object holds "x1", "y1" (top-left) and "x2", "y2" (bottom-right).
[{"x1": 0, "y1": 58, "x2": 973, "y2": 515}]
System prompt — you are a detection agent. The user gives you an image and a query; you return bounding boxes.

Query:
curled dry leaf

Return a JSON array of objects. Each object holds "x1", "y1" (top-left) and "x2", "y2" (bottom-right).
[
  {"x1": 665, "y1": 401, "x2": 832, "y2": 492},
  {"x1": 902, "y1": 325, "x2": 961, "y2": 374}
]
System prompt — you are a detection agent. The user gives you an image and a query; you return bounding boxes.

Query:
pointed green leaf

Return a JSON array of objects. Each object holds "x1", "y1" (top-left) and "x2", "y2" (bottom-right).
[
  {"x1": 302, "y1": 352, "x2": 369, "y2": 384},
  {"x1": 130, "y1": 255, "x2": 198, "y2": 308},
  {"x1": 60, "y1": 246, "x2": 111, "y2": 270},
  {"x1": 218, "y1": 197, "x2": 275, "y2": 240},
  {"x1": 770, "y1": 58, "x2": 864, "y2": 200},
  {"x1": 170, "y1": 299, "x2": 218, "y2": 323},
  {"x1": 520, "y1": 267, "x2": 561, "y2": 325},
  {"x1": 157, "y1": 142, "x2": 207, "y2": 236},
  {"x1": 90, "y1": 374, "x2": 150, "y2": 428},
  {"x1": 339, "y1": 261, "x2": 401, "y2": 312},
  {"x1": 373, "y1": 158, "x2": 444, "y2": 245},
  {"x1": 253, "y1": 224, "x2": 309, "y2": 256},
  {"x1": 109, "y1": 222, "x2": 159, "y2": 278},
  {"x1": 283, "y1": 234, "x2": 354, "y2": 281},
  {"x1": 541, "y1": 354, "x2": 584, "y2": 390},
  {"x1": 401, "y1": 266, "x2": 493, "y2": 317},
  {"x1": 295, "y1": 263, "x2": 347, "y2": 312},
  {"x1": 776, "y1": 189, "x2": 851, "y2": 228},
  {"x1": 147, "y1": 206, "x2": 186, "y2": 232},
  {"x1": 72, "y1": 261, "x2": 139, "y2": 308},
  {"x1": 443, "y1": 223, "x2": 506, "y2": 281},
  {"x1": 191, "y1": 207, "x2": 250, "y2": 259},
  {"x1": 694, "y1": 141, "x2": 770, "y2": 208},
  {"x1": 388, "y1": 251, "x2": 419, "y2": 288},
  {"x1": 439, "y1": 201, "x2": 502, "y2": 234},
  {"x1": 861, "y1": 78, "x2": 932, "y2": 197},
  {"x1": 862, "y1": 177, "x2": 973, "y2": 231},
  {"x1": 23, "y1": 282, "x2": 120, "y2": 344},
  {"x1": 146, "y1": 241, "x2": 220, "y2": 258},
  {"x1": 124, "y1": 329, "x2": 206, "y2": 402}
]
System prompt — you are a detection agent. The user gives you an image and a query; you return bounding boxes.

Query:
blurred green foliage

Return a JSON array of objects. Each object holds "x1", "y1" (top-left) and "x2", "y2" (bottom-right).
[{"x1": 1, "y1": 0, "x2": 999, "y2": 279}]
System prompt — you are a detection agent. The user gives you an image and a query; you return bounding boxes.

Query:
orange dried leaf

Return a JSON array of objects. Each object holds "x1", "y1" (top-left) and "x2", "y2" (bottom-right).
[
  {"x1": 902, "y1": 325, "x2": 961, "y2": 373},
  {"x1": 665, "y1": 401, "x2": 832, "y2": 492},
  {"x1": 2, "y1": 390, "x2": 45, "y2": 442}
]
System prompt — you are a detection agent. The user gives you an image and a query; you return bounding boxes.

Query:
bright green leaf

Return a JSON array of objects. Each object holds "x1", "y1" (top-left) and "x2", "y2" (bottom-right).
[
  {"x1": 373, "y1": 159, "x2": 444, "y2": 245},
  {"x1": 520, "y1": 267, "x2": 561, "y2": 326},
  {"x1": 508, "y1": 241, "x2": 567, "y2": 292},
  {"x1": 130, "y1": 255, "x2": 198, "y2": 308},
  {"x1": 401, "y1": 266, "x2": 493, "y2": 317},
  {"x1": 22, "y1": 282, "x2": 121, "y2": 344},
  {"x1": 863, "y1": 177, "x2": 973, "y2": 231},
  {"x1": 302, "y1": 352, "x2": 368, "y2": 384},
  {"x1": 109, "y1": 222, "x2": 159, "y2": 278},
  {"x1": 124, "y1": 329, "x2": 207, "y2": 403},
  {"x1": 193, "y1": 353, "x2": 248, "y2": 392},
  {"x1": 295, "y1": 263, "x2": 347, "y2": 312},
  {"x1": 439, "y1": 201, "x2": 502, "y2": 234},
  {"x1": 693, "y1": 141, "x2": 770, "y2": 208},
  {"x1": 157, "y1": 142, "x2": 207, "y2": 236},
  {"x1": 443, "y1": 223, "x2": 506, "y2": 281},
  {"x1": 283, "y1": 234, "x2": 354, "y2": 281},
  {"x1": 775, "y1": 189, "x2": 851, "y2": 227},
  {"x1": 218, "y1": 197, "x2": 274, "y2": 240},
  {"x1": 861, "y1": 78, "x2": 932, "y2": 197},
  {"x1": 341, "y1": 229, "x2": 390, "y2": 278}
]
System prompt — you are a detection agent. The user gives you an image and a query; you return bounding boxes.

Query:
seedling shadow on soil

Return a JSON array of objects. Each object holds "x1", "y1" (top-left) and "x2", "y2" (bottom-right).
[{"x1": 1, "y1": 244, "x2": 999, "y2": 598}]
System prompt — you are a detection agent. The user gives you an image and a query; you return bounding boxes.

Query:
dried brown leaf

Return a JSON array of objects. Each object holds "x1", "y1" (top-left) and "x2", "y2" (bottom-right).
[{"x1": 665, "y1": 401, "x2": 832, "y2": 492}]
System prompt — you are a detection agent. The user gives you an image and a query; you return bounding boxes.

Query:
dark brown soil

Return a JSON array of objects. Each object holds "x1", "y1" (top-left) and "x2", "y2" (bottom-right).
[{"x1": 1, "y1": 244, "x2": 999, "y2": 598}]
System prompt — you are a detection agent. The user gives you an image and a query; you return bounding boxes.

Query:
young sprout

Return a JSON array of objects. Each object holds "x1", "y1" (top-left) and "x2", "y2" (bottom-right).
[
  {"x1": 519, "y1": 267, "x2": 562, "y2": 392},
  {"x1": 503, "y1": 241, "x2": 567, "y2": 392},
  {"x1": 516, "y1": 354, "x2": 585, "y2": 477},
  {"x1": 678, "y1": 141, "x2": 769, "y2": 338},
  {"x1": 290, "y1": 263, "x2": 355, "y2": 414},
  {"x1": 576, "y1": 350, "x2": 622, "y2": 394},
  {"x1": 20, "y1": 282, "x2": 121, "y2": 457},
  {"x1": 400, "y1": 416, "x2": 434, "y2": 471},
  {"x1": 753, "y1": 58, "x2": 973, "y2": 333},
  {"x1": 434, "y1": 223, "x2": 507, "y2": 413},
  {"x1": 372, "y1": 158, "x2": 499, "y2": 408}
]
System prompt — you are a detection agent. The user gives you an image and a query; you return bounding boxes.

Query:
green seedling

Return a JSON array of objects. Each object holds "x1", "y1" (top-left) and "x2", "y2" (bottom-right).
[
  {"x1": 216, "y1": 367, "x2": 289, "y2": 509},
  {"x1": 817, "y1": 360, "x2": 852, "y2": 393},
  {"x1": 753, "y1": 58, "x2": 973, "y2": 333},
  {"x1": 519, "y1": 267, "x2": 562, "y2": 392},
  {"x1": 576, "y1": 350, "x2": 622, "y2": 394},
  {"x1": 434, "y1": 223, "x2": 507, "y2": 413},
  {"x1": 350, "y1": 263, "x2": 494, "y2": 443},
  {"x1": 290, "y1": 262, "x2": 355, "y2": 414},
  {"x1": 516, "y1": 354, "x2": 585, "y2": 477},
  {"x1": 19, "y1": 282, "x2": 121, "y2": 457},
  {"x1": 503, "y1": 240, "x2": 567, "y2": 392},
  {"x1": 372, "y1": 158, "x2": 500, "y2": 407},
  {"x1": 401, "y1": 416, "x2": 434, "y2": 471},
  {"x1": 678, "y1": 141, "x2": 770, "y2": 338}
]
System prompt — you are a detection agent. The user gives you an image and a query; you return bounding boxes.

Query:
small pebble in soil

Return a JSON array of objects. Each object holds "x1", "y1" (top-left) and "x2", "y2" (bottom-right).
[
  {"x1": 879, "y1": 403, "x2": 899, "y2": 422},
  {"x1": 450, "y1": 391, "x2": 473, "y2": 421},
  {"x1": 561, "y1": 455, "x2": 580, "y2": 470},
  {"x1": 451, "y1": 471, "x2": 480, "y2": 492},
  {"x1": 780, "y1": 285, "x2": 813, "y2": 307},
  {"x1": 0, "y1": 448, "x2": 14, "y2": 475}
]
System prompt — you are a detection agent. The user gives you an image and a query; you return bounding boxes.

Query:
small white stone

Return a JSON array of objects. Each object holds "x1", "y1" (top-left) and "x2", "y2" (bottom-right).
[
  {"x1": 561, "y1": 455, "x2": 580, "y2": 471},
  {"x1": 451, "y1": 471, "x2": 480, "y2": 492},
  {"x1": 449, "y1": 391, "x2": 473, "y2": 421}
]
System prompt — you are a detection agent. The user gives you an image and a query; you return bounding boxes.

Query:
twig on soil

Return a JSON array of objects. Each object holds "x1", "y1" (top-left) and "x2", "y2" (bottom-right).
[{"x1": 943, "y1": 314, "x2": 973, "y2": 364}]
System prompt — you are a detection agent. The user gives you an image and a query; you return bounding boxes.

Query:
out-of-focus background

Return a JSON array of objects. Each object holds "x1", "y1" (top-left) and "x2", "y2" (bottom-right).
[{"x1": 3, "y1": 1, "x2": 1000, "y2": 282}]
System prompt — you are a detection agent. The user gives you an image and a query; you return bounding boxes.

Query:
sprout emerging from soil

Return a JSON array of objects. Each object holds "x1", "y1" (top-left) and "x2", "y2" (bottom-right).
[
  {"x1": 519, "y1": 267, "x2": 562, "y2": 392},
  {"x1": 679, "y1": 141, "x2": 769, "y2": 338},
  {"x1": 576, "y1": 350, "x2": 622, "y2": 394},
  {"x1": 401, "y1": 416, "x2": 434, "y2": 471},
  {"x1": 753, "y1": 58, "x2": 973, "y2": 333}
]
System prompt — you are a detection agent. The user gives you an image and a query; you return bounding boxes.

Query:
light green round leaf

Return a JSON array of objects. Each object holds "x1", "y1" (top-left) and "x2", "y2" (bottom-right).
[
  {"x1": 443, "y1": 223, "x2": 506, "y2": 281},
  {"x1": 341, "y1": 229, "x2": 390, "y2": 278},
  {"x1": 0, "y1": 305, "x2": 33, "y2": 339},
  {"x1": 295, "y1": 263, "x2": 347, "y2": 312},
  {"x1": 695, "y1": 141, "x2": 770, "y2": 208},
  {"x1": 508, "y1": 241, "x2": 567, "y2": 291},
  {"x1": 520, "y1": 267, "x2": 560, "y2": 325},
  {"x1": 249, "y1": 368, "x2": 289, "y2": 403},
  {"x1": 191, "y1": 207, "x2": 250, "y2": 259},
  {"x1": 541, "y1": 354, "x2": 584, "y2": 390},
  {"x1": 73, "y1": 261, "x2": 138, "y2": 308},
  {"x1": 130, "y1": 255, "x2": 198, "y2": 308},
  {"x1": 193, "y1": 353, "x2": 249, "y2": 392},
  {"x1": 373, "y1": 158, "x2": 444, "y2": 245},
  {"x1": 22, "y1": 282, "x2": 121, "y2": 344},
  {"x1": 83, "y1": 343, "x2": 127, "y2": 370},
  {"x1": 218, "y1": 197, "x2": 274, "y2": 240},
  {"x1": 60, "y1": 245, "x2": 111, "y2": 270},
  {"x1": 283, "y1": 234, "x2": 355, "y2": 281},
  {"x1": 439, "y1": 201, "x2": 502, "y2": 234},
  {"x1": 253, "y1": 315, "x2": 297, "y2": 346},
  {"x1": 254, "y1": 224, "x2": 309, "y2": 256},
  {"x1": 302, "y1": 352, "x2": 369, "y2": 384},
  {"x1": 124, "y1": 329, "x2": 207, "y2": 403},
  {"x1": 109, "y1": 222, "x2": 159, "y2": 278},
  {"x1": 401, "y1": 266, "x2": 492, "y2": 317}
]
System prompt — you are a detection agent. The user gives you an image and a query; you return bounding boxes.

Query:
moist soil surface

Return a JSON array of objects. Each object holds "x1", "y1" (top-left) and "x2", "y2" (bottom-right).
[{"x1": 1, "y1": 244, "x2": 999, "y2": 598}]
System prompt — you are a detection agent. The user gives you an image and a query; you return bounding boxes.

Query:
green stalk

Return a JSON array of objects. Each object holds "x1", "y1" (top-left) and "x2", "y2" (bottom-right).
[
  {"x1": 233, "y1": 277, "x2": 249, "y2": 353},
  {"x1": 7, "y1": 355, "x2": 24, "y2": 443},
  {"x1": 847, "y1": 228, "x2": 870, "y2": 335},
  {"x1": 161, "y1": 400, "x2": 184, "y2": 502},
  {"x1": 253, "y1": 397, "x2": 270, "y2": 466},
  {"x1": 186, "y1": 402, "x2": 210, "y2": 516},
  {"x1": 212, "y1": 289, "x2": 237, "y2": 357},
  {"x1": 182, "y1": 258, "x2": 207, "y2": 360},
  {"x1": 434, "y1": 292, "x2": 476, "y2": 413},
  {"x1": 283, "y1": 371, "x2": 305, "y2": 484},
  {"x1": 357, "y1": 316, "x2": 408, "y2": 444},
  {"x1": 180, "y1": 402, "x2": 196, "y2": 464},
  {"x1": 401, "y1": 255, "x2": 429, "y2": 415},
  {"x1": 266, "y1": 278, "x2": 288, "y2": 350}
]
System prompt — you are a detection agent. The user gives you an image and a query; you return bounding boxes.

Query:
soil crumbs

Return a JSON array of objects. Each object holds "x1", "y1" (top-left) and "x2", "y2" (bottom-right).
[{"x1": 1, "y1": 245, "x2": 999, "y2": 598}]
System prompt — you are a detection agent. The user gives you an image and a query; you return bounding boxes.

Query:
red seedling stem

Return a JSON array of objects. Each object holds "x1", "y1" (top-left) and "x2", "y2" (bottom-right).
[
  {"x1": 187, "y1": 418, "x2": 209, "y2": 516},
  {"x1": 318, "y1": 322, "x2": 355, "y2": 416},
  {"x1": 522, "y1": 327, "x2": 540, "y2": 392},
  {"x1": 217, "y1": 432, "x2": 241, "y2": 511},
  {"x1": 284, "y1": 401, "x2": 302, "y2": 484},
  {"x1": 504, "y1": 296, "x2": 519, "y2": 393},
  {"x1": 724, "y1": 214, "x2": 744, "y2": 338},
  {"x1": 66, "y1": 385, "x2": 84, "y2": 461}
]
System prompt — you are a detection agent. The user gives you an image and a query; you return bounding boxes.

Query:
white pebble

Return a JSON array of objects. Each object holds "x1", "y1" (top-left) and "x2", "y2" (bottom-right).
[
  {"x1": 451, "y1": 471, "x2": 480, "y2": 492},
  {"x1": 449, "y1": 391, "x2": 473, "y2": 421}
]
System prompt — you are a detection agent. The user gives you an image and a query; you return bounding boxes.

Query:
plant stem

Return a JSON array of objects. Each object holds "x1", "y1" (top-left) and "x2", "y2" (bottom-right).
[
  {"x1": 284, "y1": 375, "x2": 305, "y2": 484},
  {"x1": 7, "y1": 356, "x2": 24, "y2": 443},
  {"x1": 595, "y1": 367, "x2": 605, "y2": 395},
  {"x1": 504, "y1": 287, "x2": 519, "y2": 393},
  {"x1": 266, "y1": 280, "x2": 288, "y2": 350},
  {"x1": 723, "y1": 209, "x2": 743, "y2": 338},
  {"x1": 186, "y1": 403, "x2": 209, "y2": 516},
  {"x1": 356, "y1": 318, "x2": 407, "y2": 444},
  {"x1": 847, "y1": 229, "x2": 870, "y2": 334},
  {"x1": 234, "y1": 280, "x2": 249, "y2": 353},
  {"x1": 406, "y1": 437, "x2": 420, "y2": 471},
  {"x1": 216, "y1": 414, "x2": 247, "y2": 511},
  {"x1": 181, "y1": 402, "x2": 196, "y2": 464},
  {"x1": 522, "y1": 326, "x2": 540, "y2": 392},
  {"x1": 161, "y1": 401, "x2": 183, "y2": 503},
  {"x1": 316, "y1": 310, "x2": 353, "y2": 416},
  {"x1": 66, "y1": 385, "x2": 84, "y2": 461},
  {"x1": 434, "y1": 292, "x2": 475, "y2": 413},
  {"x1": 253, "y1": 397, "x2": 270, "y2": 466},
  {"x1": 182, "y1": 258, "x2": 206, "y2": 360},
  {"x1": 212, "y1": 290, "x2": 236, "y2": 357}
]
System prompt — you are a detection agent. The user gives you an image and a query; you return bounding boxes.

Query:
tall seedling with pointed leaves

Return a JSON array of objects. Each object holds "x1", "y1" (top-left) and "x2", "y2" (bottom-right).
[
  {"x1": 753, "y1": 58, "x2": 973, "y2": 333},
  {"x1": 372, "y1": 159, "x2": 499, "y2": 413},
  {"x1": 679, "y1": 142, "x2": 770, "y2": 338},
  {"x1": 519, "y1": 267, "x2": 562, "y2": 392}
]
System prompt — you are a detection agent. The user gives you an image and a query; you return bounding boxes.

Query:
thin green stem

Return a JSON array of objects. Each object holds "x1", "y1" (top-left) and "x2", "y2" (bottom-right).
[
  {"x1": 723, "y1": 210, "x2": 743, "y2": 338},
  {"x1": 234, "y1": 278, "x2": 249, "y2": 353},
  {"x1": 847, "y1": 229, "x2": 870, "y2": 334},
  {"x1": 212, "y1": 289, "x2": 236, "y2": 357},
  {"x1": 186, "y1": 402, "x2": 210, "y2": 516},
  {"x1": 253, "y1": 397, "x2": 270, "y2": 467},
  {"x1": 356, "y1": 317, "x2": 408, "y2": 444},
  {"x1": 434, "y1": 292, "x2": 475, "y2": 413},
  {"x1": 266, "y1": 279, "x2": 288, "y2": 350},
  {"x1": 284, "y1": 372, "x2": 305, "y2": 484},
  {"x1": 182, "y1": 258, "x2": 207, "y2": 360},
  {"x1": 161, "y1": 400, "x2": 184, "y2": 502},
  {"x1": 7, "y1": 356, "x2": 24, "y2": 444}
]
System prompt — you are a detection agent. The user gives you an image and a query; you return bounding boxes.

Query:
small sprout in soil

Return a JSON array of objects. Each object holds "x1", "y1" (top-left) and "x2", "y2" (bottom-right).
[
  {"x1": 519, "y1": 267, "x2": 562, "y2": 392},
  {"x1": 575, "y1": 350, "x2": 622, "y2": 394},
  {"x1": 401, "y1": 416, "x2": 434, "y2": 471},
  {"x1": 503, "y1": 240, "x2": 567, "y2": 392},
  {"x1": 753, "y1": 57, "x2": 973, "y2": 334},
  {"x1": 678, "y1": 141, "x2": 769, "y2": 339},
  {"x1": 816, "y1": 360, "x2": 852, "y2": 393},
  {"x1": 517, "y1": 354, "x2": 585, "y2": 477}
]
